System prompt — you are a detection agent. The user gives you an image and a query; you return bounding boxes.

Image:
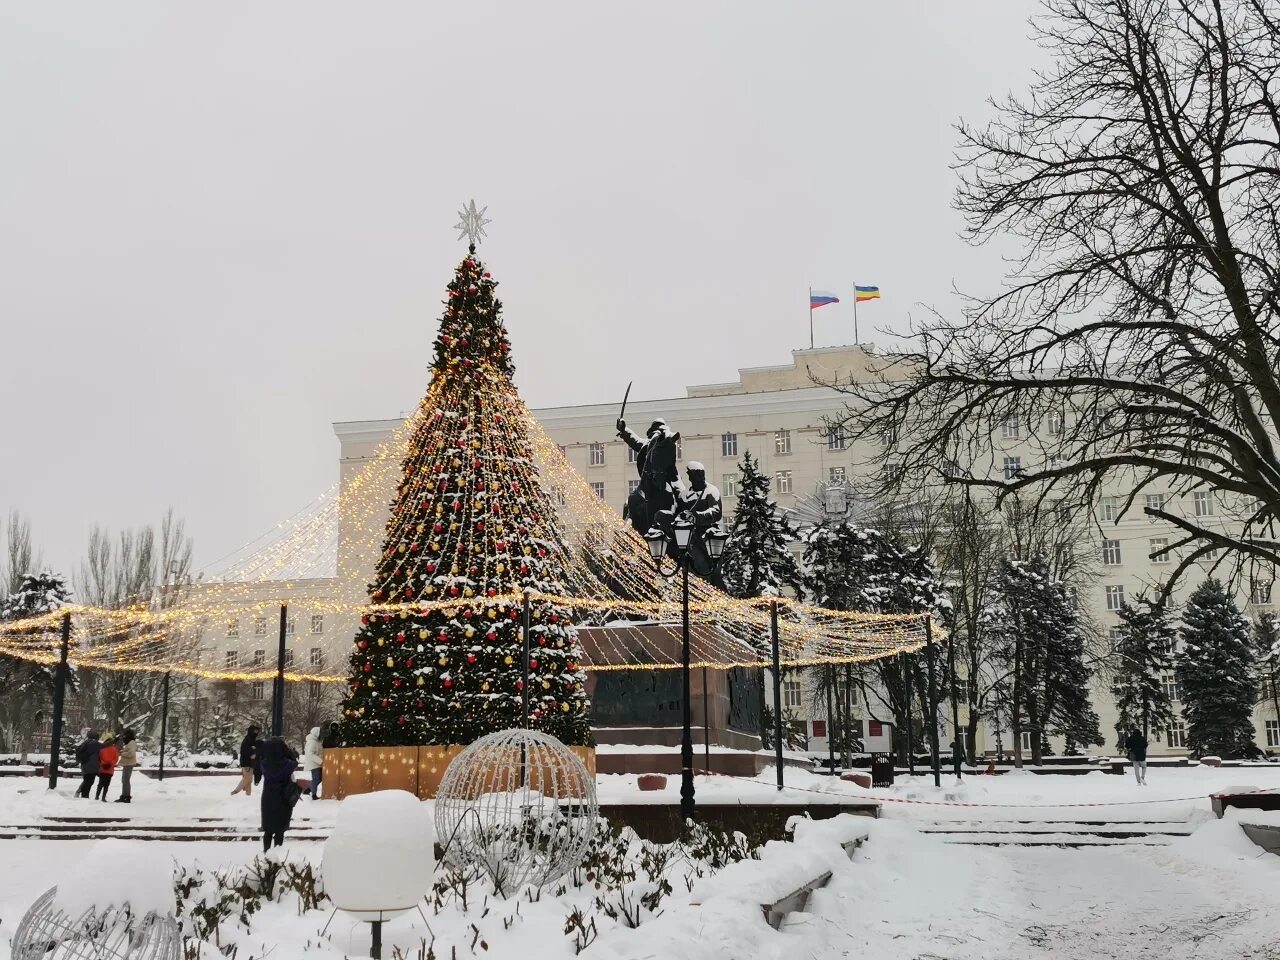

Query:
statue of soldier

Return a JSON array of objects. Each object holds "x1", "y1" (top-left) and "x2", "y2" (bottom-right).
[
  {"x1": 654, "y1": 461, "x2": 724, "y2": 584},
  {"x1": 617, "y1": 416, "x2": 680, "y2": 535}
]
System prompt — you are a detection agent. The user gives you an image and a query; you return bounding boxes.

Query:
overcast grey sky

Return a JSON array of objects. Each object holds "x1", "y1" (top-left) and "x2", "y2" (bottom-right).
[{"x1": 0, "y1": 2, "x2": 1043, "y2": 579}]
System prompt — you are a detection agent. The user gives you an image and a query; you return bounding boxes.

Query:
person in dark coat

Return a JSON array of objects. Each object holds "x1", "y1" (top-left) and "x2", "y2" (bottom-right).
[
  {"x1": 231, "y1": 724, "x2": 261, "y2": 797},
  {"x1": 951, "y1": 739, "x2": 966, "y2": 780},
  {"x1": 74, "y1": 730, "x2": 101, "y2": 798},
  {"x1": 258, "y1": 736, "x2": 300, "y2": 852},
  {"x1": 1125, "y1": 728, "x2": 1149, "y2": 785}
]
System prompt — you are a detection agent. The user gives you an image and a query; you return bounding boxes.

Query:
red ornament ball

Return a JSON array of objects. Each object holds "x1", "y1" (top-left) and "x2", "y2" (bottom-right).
[
  {"x1": 443, "y1": 678, "x2": 454, "y2": 689},
  {"x1": 466, "y1": 653, "x2": 477, "y2": 664}
]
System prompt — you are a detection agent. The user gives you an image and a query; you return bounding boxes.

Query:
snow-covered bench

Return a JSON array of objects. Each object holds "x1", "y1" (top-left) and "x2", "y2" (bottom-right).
[{"x1": 690, "y1": 815, "x2": 868, "y2": 929}]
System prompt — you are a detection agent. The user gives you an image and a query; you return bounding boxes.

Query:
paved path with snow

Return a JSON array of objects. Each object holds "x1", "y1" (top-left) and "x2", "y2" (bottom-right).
[{"x1": 998, "y1": 845, "x2": 1277, "y2": 960}]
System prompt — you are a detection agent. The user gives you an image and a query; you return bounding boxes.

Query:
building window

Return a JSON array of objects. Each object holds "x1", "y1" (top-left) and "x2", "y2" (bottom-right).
[
  {"x1": 1251, "y1": 580, "x2": 1272, "y2": 605},
  {"x1": 627, "y1": 479, "x2": 640, "y2": 496},
  {"x1": 557, "y1": 444, "x2": 567, "y2": 458},
  {"x1": 1145, "y1": 493, "x2": 1166, "y2": 514},
  {"x1": 254, "y1": 616, "x2": 268, "y2": 637},
  {"x1": 1267, "y1": 720, "x2": 1280, "y2": 748},
  {"x1": 627, "y1": 445, "x2": 638, "y2": 464},
  {"x1": 1161, "y1": 673, "x2": 1182, "y2": 703},
  {"x1": 827, "y1": 426, "x2": 846, "y2": 451},
  {"x1": 253, "y1": 649, "x2": 265, "y2": 667},
  {"x1": 309, "y1": 680, "x2": 322, "y2": 698},
  {"x1": 1002, "y1": 456, "x2": 1021, "y2": 481},
  {"x1": 1108, "y1": 626, "x2": 1123, "y2": 644},
  {"x1": 1020, "y1": 731, "x2": 1034, "y2": 753},
  {"x1": 721, "y1": 433, "x2": 738, "y2": 457},
  {"x1": 1166, "y1": 722, "x2": 1186, "y2": 749},
  {"x1": 590, "y1": 442, "x2": 606, "y2": 467},
  {"x1": 286, "y1": 616, "x2": 296, "y2": 637},
  {"x1": 1101, "y1": 497, "x2": 1119, "y2": 522},
  {"x1": 225, "y1": 650, "x2": 239, "y2": 669},
  {"x1": 776, "y1": 471, "x2": 793, "y2": 494},
  {"x1": 310, "y1": 647, "x2": 323, "y2": 667},
  {"x1": 782, "y1": 679, "x2": 802, "y2": 709},
  {"x1": 1105, "y1": 584, "x2": 1126, "y2": 611},
  {"x1": 1150, "y1": 538, "x2": 1170, "y2": 564},
  {"x1": 775, "y1": 430, "x2": 792, "y2": 455},
  {"x1": 226, "y1": 619, "x2": 239, "y2": 639},
  {"x1": 310, "y1": 614, "x2": 324, "y2": 635},
  {"x1": 591, "y1": 481, "x2": 606, "y2": 499},
  {"x1": 1001, "y1": 416, "x2": 1020, "y2": 439},
  {"x1": 828, "y1": 466, "x2": 846, "y2": 485},
  {"x1": 885, "y1": 463, "x2": 904, "y2": 483},
  {"x1": 722, "y1": 475, "x2": 737, "y2": 498},
  {"x1": 942, "y1": 459, "x2": 961, "y2": 479},
  {"x1": 881, "y1": 426, "x2": 899, "y2": 446},
  {"x1": 1048, "y1": 456, "x2": 1065, "y2": 471},
  {"x1": 251, "y1": 681, "x2": 265, "y2": 701},
  {"x1": 1193, "y1": 491, "x2": 1214, "y2": 516},
  {"x1": 1102, "y1": 539, "x2": 1122, "y2": 566},
  {"x1": 1048, "y1": 411, "x2": 1065, "y2": 435},
  {"x1": 553, "y1": 486, "x2": 567, "y2": 506},
  {"x1": 953, "y1": 678, "x2": 969, "y2": 703}
]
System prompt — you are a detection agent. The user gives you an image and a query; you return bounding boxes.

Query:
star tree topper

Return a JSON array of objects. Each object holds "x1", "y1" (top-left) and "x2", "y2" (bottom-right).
[{"x1": 454, "y1": 199, "x2": 491, "y2": 247}]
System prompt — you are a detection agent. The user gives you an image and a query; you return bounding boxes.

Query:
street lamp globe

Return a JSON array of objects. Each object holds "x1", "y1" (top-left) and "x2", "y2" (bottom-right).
[{"x1": 705, "y1": 528, "x2": 729, "y2": 560}]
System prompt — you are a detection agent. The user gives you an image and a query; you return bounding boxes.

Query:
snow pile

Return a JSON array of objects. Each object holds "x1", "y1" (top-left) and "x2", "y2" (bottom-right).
[
  {"x1": 1175, "y1": 808, "x2": 1279, "y2": 866},
  {"x1": 323, "y1": 789, "x2": 434, "y2": 917},
  {"x1": 52, "y1": 839, "x2": 174, "y2": 918}
]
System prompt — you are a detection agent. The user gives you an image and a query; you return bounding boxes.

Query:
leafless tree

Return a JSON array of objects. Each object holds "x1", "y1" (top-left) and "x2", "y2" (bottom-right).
[
  {"x1": 0, "y1": 511, "x2": 39, "y2": 600},
  {"x1": 0, "y1": 513, "x2": 47, "y2": 752},
  {"x1": 834, "y1": 0, "x2": 1280, "y2": 601},
  {"x1": 75, "y1": 509, "x2": 195, "y2": 733}
]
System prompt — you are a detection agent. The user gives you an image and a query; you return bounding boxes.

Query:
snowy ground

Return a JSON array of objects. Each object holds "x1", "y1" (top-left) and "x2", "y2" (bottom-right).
[{"x1": 0, "y1": 767, "x2": 1277, "y2": 959}]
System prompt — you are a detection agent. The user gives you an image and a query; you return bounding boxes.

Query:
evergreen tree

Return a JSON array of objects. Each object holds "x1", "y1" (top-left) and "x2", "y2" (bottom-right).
[
  {"x1": 1176, "y1": 579, "x2": 1258, "y2": 758},
  {"x1": 0, "y1": 571, "x2": 72, "y2": 752},
  {"x1": 719, "y1": 452, "x2": 803, "y2": 599},
  {"x1": 341, "y1": 247, "x2": 590, "y2": 747},
  {"x1": 987, "y1": 556, "x2": 1101, "y2": 763},
  {"x1": 1110, "y1": 600, "x2": 1175, "y2": 745},
  {"x1": 802, "y1": 521, "x2": 943, "y2": 763}
]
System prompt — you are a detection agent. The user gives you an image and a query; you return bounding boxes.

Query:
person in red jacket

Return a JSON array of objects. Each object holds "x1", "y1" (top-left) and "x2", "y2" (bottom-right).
[{"x1": 95, "y1": 732, "x2": 120, "y2": 801}]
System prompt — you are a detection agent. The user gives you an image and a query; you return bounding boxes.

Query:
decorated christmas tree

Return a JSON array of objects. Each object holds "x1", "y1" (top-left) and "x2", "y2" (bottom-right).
[{"x1": 341, "y1": 226, "x2": 591, "y2": 748}]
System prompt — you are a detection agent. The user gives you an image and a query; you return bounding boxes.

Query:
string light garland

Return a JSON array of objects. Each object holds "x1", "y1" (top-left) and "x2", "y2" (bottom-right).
[{"x1": 0, "y1": 258, "x2": 941, "y2": 693}]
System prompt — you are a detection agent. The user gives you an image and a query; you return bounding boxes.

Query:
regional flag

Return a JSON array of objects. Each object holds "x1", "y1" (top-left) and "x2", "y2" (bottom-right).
[
  {"x1": 810, "y1": 290, "x2": 840, "y2": 309},
  {"x1": 854, "y1": 285, "x2": 881, "y2": 302}
]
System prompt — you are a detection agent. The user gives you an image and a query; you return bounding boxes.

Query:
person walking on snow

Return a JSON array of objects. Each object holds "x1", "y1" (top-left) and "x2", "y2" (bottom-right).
[
  {"x1": 95, "y1": 732, "x2": 119, "y2": 801},
  {"x1": 301, "y1": 724, "x2": 325, "y2": 799},
  {"x1": 74, "y1": 730, "x2": 101, "y2": 798},
  {"x1": 231, "y1": 724, "x2": 261, "y2": 796},
  {"x1": 1125, "y1": 728, "x2": 1149, "y2": 785},
  {"x1": 259, "y1": 736, "x2": 300, "y2": 852},
  {"x1": 951, "y1": 739, "x2": 966, "y2": 780},
  {"x1": 115, "y1": 729, "x2": 138, "y2": 803}
]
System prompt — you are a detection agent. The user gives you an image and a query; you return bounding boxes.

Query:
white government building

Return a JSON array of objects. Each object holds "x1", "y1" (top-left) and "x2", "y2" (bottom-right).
[{"x1": 216, "y1": 344, "x2": 1279, "y2": 759}]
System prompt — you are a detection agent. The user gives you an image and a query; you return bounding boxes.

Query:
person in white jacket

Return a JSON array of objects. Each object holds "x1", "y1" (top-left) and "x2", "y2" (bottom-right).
[{"x1": 301, "y1": 725, "x2": 325, "y2": 799}]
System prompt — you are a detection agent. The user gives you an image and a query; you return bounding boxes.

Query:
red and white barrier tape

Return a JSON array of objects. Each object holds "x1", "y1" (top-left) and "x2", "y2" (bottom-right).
[{"x1": 688, "y1": 767, "x2": 1276, "y2": 809}]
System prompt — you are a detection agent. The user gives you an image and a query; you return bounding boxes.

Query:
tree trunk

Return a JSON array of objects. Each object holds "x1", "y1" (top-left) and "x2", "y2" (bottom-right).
[{"x1": 1011, "y1": 633, "x2": 1024, "y2": 768}]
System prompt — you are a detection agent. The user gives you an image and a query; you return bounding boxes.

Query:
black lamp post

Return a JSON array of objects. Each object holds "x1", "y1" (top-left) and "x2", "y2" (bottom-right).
[{"x1": 644, "y1": 520, "x2": 729, "y2": 822}]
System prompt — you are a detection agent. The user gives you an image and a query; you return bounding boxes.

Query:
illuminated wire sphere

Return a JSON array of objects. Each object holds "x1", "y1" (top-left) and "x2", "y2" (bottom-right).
[
  {"x1": 434, "y1": 728, "x2": 598, "y2": 895},
  {"x1": 11, "y1": 888, "x2": 181, "y2": 960}
]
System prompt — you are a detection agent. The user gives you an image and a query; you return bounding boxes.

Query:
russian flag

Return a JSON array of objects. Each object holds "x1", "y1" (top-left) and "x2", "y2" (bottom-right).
[{"x1": 810, "y1": 290, "x2": 840, "y2": 309}]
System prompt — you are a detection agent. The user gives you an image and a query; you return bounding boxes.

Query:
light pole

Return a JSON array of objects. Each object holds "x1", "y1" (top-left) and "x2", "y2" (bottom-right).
[{"x1": 644, "y1": 518, "x2": 729, "y2": 822}]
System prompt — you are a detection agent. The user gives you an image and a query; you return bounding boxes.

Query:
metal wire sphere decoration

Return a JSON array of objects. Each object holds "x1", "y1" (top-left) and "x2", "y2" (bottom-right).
[
  {"x1": 11, "y1": 888, "x2": 181, "y2": 960},
  {"x1": 434, "y1": 728, "x2": 599, "y2": 896}
]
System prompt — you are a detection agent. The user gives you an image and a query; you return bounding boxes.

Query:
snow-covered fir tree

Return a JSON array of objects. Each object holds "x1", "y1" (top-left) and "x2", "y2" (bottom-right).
[
  {"x1": 340, "y1": 246, "x2": 590, "y2": 747},
  {"x1": 802, "y1": 521, "x2": 944, "y2": 762},
  {"x1": 987, "y1": 556, "x2": 1101, "y2": 762},
  {"x1": 719, "y1": 452, "x2": 803, "y2": 599},
  {"x1": 1110, "y1": 600, "x2": 1175, "y2": 745},
  {"x1": 0, "y1": 571, "x2": 72, "y2": 752},
  {"x1": 1176, "y1": 579, "x2": 1258, "y2": 758}
]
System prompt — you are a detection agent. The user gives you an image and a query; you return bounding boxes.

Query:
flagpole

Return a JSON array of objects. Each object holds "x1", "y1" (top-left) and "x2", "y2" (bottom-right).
[
  {"x1": 808, "y1": 286, "x2": 814, "y2": 350},
  {"x1": 853, "y1": 281, "x2": 859, "y2": 345}
]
